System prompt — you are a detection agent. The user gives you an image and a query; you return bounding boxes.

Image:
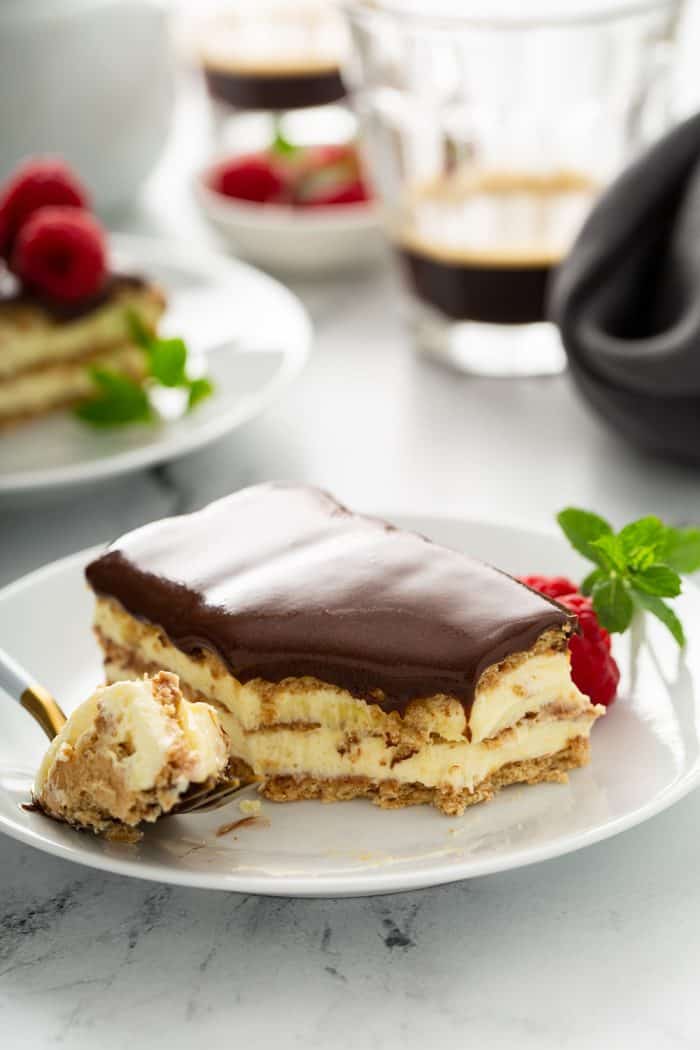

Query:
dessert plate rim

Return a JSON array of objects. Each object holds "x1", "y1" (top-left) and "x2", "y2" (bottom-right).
[
  {"x1": 1, "y1": 513, "x2": 699, "y2": 897},
  {"x1": 0, "y1": 234, "x2": 312, "y2": 497}
]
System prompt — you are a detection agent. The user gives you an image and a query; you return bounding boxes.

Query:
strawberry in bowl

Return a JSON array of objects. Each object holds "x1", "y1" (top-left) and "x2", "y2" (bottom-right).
[
  {"x1": 197, "y1": 140, "x2": 381, "y2": 273},
  {"x1": 208, "y1": 142, "x2": 371, "y2": 210}
]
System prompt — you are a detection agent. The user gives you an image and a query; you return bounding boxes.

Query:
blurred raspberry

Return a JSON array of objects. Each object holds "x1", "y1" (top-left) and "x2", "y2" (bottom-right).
[
  {"x1": 0, "y1": 157, "x2": 88, "y2": 262},
  {"x1": 210, "y1": 146, "x2": 372, "y2": 209},
  {"x1": 211, "y1": 156, "x2": 286, "y2": 204},
  {"x1": 12, "y1": 206, "x2": 106, "y2": 304}
]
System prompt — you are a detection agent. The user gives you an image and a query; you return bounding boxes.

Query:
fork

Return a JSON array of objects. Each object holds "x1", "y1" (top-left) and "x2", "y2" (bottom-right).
[{"x1": 0, "y1": 646, "x2": 245, "y2": 815}]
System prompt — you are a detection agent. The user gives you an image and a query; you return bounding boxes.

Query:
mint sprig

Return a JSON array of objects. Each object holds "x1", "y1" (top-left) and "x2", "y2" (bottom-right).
[
  {"x1": 75, "y1": 368, "x2": 154, "y2": 426},
  {"x1": 557, "y1": 508, "x2": 700, "y2": 647},
  {"x1": 75, "y1": 310, "x2": 214, "y2": 427}
]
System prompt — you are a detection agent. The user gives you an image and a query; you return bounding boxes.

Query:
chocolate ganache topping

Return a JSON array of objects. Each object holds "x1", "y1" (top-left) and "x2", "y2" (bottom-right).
[
  {"x1": 85, "y1": 483, "x2": 573, "y2": 713},
  {"x1": 0, "y1": 273, "x2": 148, "y2": 323}
]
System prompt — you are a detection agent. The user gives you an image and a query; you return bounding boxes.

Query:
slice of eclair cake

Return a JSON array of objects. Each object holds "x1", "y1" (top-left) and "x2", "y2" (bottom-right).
[{"x1": 85, "y1": 482, "x2": 603, "y2": 816}]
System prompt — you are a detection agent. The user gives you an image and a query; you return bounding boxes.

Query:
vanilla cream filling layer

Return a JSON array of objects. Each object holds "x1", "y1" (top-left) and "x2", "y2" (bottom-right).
[
  {"x1": 215, "y1": 712, "x2": 592, "y2": 792},
  {"x1": 0, "y1": 289, "x2": 163, "y2": 380},
  {"x1": 176, "y1": 694, "x2": 230, "y2": 785},
  {"x1": 0, "y1": 346, "x2": 145, "y2": 419},
  {"x1": 96, "y1": 599, "x2": 603, "y2": 793}
]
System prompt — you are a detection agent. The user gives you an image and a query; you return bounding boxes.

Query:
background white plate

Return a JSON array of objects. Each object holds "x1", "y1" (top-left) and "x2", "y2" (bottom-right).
[
  {"x1": 0, "y1": 514, "x2": 698, "y2": 897},
  {"x1": 0, "y1": 235, "x2": 311, "y2": 498}
]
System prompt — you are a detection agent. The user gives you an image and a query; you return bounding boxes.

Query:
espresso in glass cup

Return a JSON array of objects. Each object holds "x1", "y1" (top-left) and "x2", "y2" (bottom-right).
[
  {"x1": 199, "y1": 1, "x2": 354, "y2": 152},
  {"x1": 201, "y1": 3, "x2": 346, "y2": 111},
  {"x1": 344, "y1": 0, "x2": 683, "y2": 376}
]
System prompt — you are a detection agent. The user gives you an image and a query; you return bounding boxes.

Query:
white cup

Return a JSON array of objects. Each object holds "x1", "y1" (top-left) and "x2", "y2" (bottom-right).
[{"x1": 0, "y1": 0, "x2": 175, "y2": 212}]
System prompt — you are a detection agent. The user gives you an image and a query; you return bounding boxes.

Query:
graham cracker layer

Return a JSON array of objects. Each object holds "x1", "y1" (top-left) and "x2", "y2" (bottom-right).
[{"x1": 0, "y1": 344, "x2": 147, "y2": 428}]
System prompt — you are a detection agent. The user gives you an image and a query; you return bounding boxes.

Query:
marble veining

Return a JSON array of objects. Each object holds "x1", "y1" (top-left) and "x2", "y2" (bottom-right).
[{"x1": 3, "y1": 791, "x2": 700, "y2": 1050}]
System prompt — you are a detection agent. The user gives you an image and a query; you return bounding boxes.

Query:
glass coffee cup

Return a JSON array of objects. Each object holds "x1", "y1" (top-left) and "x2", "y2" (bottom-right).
[
  {"x1": 344, "y1": 0, "x2": 684, "y2": 376},
  {"x1": 197, "y1": 0, "x2": 356, "y2": 153}
]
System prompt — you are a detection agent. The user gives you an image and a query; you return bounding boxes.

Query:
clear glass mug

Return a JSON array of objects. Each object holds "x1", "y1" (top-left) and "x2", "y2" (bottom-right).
[{"x1": 343, "y1": 0, "x2": 684, "y2": 376}]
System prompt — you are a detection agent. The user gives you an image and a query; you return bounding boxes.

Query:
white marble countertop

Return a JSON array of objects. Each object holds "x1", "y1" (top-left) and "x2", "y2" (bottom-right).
[{"x1": 4, "y1": 74, "x2": 700, "y2": 1050}]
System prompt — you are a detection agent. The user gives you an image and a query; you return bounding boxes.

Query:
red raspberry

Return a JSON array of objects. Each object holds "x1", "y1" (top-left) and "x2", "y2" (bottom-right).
[
  {"x1": 212, "y1": 156, "x2": 286, "y2": 204},
  {"x1": 520, "y1": 574, "x2": 578, "y2": 600},
  {"x1": 567, "y1": 632, "x2": 620, "y2": 706},
  {"x1": 519, "y1": 575, "x2": 619, "y2": 706},
  {"x1": 0, "y1": 157, "x2": 88, "y2": 262},
  {"x1": 298, "y1": 179, "x2": 370, "y2": 207},
  {"x1": 12, "y1": 207, "x2": 106, "y2": 304}
]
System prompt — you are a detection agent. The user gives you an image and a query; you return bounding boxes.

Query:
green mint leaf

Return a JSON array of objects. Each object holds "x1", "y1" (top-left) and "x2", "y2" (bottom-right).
[
  {"x1": 271, "y1": 128, "x2": 298, "y2": 157},
  {"x1": 147, "y1": 338, "x2": 188, "y2": 387},
  {"x1": 590, "y1": 533, "x2": 627, "y2": 574},
  {"x1": 75, "y1": 368, "x2": 153, "y2": 426},
  {"x1": 591, "y1": 576, "x2": 634, "y2": 633},
  {"x1": 125, "y1": 308, "x2": 154, "y2": 350},
  {"x1": 187, "y1": 377, "x2": 214, "y2": 410},
  {"x1": 555, "y1": 507, "x2": 695, "y2": 645},
  {"x1": 580, "y1": 567, "x2": 606, "y2": 595},
  {"x1": 625, "y1": 545, "x2": 656, "y2": 572},
  {"x1": 618, "y1": 516, "x2": 667, "y2": 568},
  {"x1": 557, "y1": 508, "x2": 613, "y2": 566},
  {"x1": 630, "y1": 564, "x2": 682, "y2": 598},
  {"x1": 634, "y1": 591, "x2": 686, "y2": 647},
  {"x1": 91, "y1": 313, "x2": 215, "y2": 424},
  {"x1": 662, "y1": 526, "x2": 700, "y2": 574}
]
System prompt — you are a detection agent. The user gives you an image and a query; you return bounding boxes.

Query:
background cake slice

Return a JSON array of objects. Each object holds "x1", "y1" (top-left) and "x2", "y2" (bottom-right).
[
  {"x1": 0, "y1": 276, "x2": 165, "y2": 427},
  {"x1": 85, "y1": 482, "x2": 604, "y2": 816},
  {"x1": 0, "y1": 156, "x2": 168, "y2": 428}
]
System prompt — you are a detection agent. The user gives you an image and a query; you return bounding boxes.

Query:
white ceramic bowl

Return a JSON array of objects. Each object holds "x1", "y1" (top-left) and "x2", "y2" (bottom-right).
[{"x1": 194, "y1": 166, "x2": 386, "y2": 274}]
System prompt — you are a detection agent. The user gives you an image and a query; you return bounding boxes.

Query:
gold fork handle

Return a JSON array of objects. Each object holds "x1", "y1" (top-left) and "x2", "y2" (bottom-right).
[
  {"x1": 20, "y1": 685, "x2": 68, "y2": 741},
  {"x1": 1, "y1": 646, "x2": 67, "y2": 741}
]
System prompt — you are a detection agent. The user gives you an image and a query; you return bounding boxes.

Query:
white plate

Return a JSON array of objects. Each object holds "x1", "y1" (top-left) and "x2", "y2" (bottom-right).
[
  {"x1": 1, "y1": 514, "x2": 698, "y2": 897},
  {"x1": 0, "y1": 235, "x2": 311, "y2": 498},
  {"x1": 195, "y1": 169, "x2": 385, "y2": 273}
]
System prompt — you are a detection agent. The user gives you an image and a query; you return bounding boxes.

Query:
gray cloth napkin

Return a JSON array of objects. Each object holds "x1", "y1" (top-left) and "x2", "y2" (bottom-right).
[{"x1": 549, "y1": 112, "x2": 700, "y2": 462}]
